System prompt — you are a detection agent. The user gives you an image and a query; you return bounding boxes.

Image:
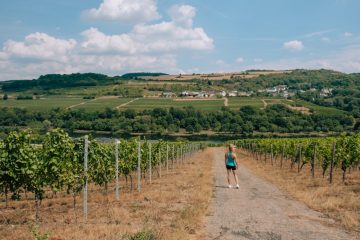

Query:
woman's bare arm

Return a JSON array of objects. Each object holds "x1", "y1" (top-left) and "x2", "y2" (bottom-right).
[{"x1": 232, "y1": 153, "x2": 238, "y2": 166}]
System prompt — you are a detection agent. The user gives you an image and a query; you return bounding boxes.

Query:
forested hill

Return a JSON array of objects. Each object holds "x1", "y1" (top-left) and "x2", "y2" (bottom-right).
[
  {"x1": 1, "y1": 73, "x2": 118, "y2": 91},
  {"x1": 230, "y1": 69, "x2": 360, "y2": 94},
  {"x1": 121, "y1": 72, "x2": 168, "y2": 79},
  {"x1": 1, "y1": 69, "x2": 359, "y2": 94}
]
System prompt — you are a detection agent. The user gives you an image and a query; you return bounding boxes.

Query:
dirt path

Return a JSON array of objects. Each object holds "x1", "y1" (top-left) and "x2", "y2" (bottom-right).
[
  {"x1": 224, "y1": 97, "x2": 229, "y2": 106},
  {"x1": 67, "y1": 98, "x2": 97, "y2": 109},
  {"x1": 261, "y1": 99, "x2": 267, "y2": 109},
  {"x1": 205, "y1": 148, "x2": 355, "y2": 240},
  {"x1": 114, "y1": 98, "x2": 140, "y2": 109}
]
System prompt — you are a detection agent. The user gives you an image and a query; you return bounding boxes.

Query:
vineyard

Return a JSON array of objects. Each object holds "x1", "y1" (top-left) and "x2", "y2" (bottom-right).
[
  {"x1": 0, "y1": 129, "x2": 202, "y2": 223},
  {"x1": 234, "y1": 134, "x2": 360, "y2": 183}
]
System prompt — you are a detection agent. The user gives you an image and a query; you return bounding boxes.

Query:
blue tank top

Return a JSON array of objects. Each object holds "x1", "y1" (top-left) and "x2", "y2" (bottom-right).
[{"x1": 226, "y1": 151, "x2": 236, "y2": 166}]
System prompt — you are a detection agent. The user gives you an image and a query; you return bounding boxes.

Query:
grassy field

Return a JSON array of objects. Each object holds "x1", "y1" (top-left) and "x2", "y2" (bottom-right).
[
  {"x1": 291, "y1": 100, "x2": 345, "y2": 115},
  {"x1": 228, "y1": 97, "x2": 264, "y2": 109},
  {"x1": 0, "y1": 96, "x2": 87, "y2": 111},
  {"x1": 0, "y1": 95, "x2": 347, "y2": 115},
  {"x1": 0, "y1": 97, "x2": 226, "y2": 112},
  {"x1": 124, "y1": 98, "x2": 225, "y2": 111},
  {"x1": 74, "y1": 97, "x2": 133, "y2": 111}
]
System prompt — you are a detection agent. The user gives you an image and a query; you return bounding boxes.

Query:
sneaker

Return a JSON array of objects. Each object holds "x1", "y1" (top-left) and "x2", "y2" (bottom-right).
[
  {"x1": 235, "y1": 184, "x2": 239, "y2": 189},
  {"x1": 228, "y1": 185, "x2": 232, "y2": 188}
]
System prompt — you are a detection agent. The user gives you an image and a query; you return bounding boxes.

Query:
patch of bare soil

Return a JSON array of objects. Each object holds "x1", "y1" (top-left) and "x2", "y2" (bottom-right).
[{"x1": 286, "y1": 104, "x2": 311, "y2": 115}]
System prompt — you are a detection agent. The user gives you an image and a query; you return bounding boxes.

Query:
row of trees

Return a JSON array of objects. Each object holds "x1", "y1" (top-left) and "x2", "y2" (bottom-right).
[
  {"x1": 1, "y1": 73, "x2": 116, "y2": 91},
  {"x1": 0, "y1": 104, "x2": 356, "y2": 136},
  {"x1": 0, "y1": 129, "x2": 200, "y2": 220},
  {"x1": 235, "y1": 133, "x2": 360, "y2": 183}
]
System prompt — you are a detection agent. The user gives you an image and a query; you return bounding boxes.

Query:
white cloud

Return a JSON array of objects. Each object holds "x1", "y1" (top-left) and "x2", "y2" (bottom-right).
[
  {"x1": 216, "y1": 59, "x2": 225, "y2": 65},
  {"x1": 132, "y1": 22, "x2": 213, "y2": 51},
  {"x1": 243, "y1": 45, "x2": 360, "y2": 73},
  {"x1": 0, "y1": 3, "x2": 213, "y2": 80},
  {"x1": 283, "y1": 40, "x2": 304, "y2": 52},
  {"x1": 169, "y1": 5, "x2": 196, "y2": 27},
  {"x1": 321, "y1": 37, "x2": 330, "y2": 42},
  {"x1": 83, "y1": 0, "x2": 160, "y2": 23},
  {"x1": 344, "y1": 32, "x2": 353, "y2": 37},
  {"x1": 80, "y1": 7, "x2": 213, "y2": 54},
  {"x1": 254, "y1": 58, "x2": 263, "y2": 62},
  {"x1": 3, "y1": 32, "x2": 76, "y2": 62},
  {"x1": 236, "y1": 57, "x2": 244, "y2": 63},
  {"x1": 303, "y1": 29, "x2": 334, "y2": 38},
  {"x1": 0, "y1": 52, "x2": 179, "y2": 80},
  {"x1": 80, "y1": 27, "x2": 138, "y2": 54},
  {"x1": 0, "y1": 52, "x2": 8, "y2": 60}
]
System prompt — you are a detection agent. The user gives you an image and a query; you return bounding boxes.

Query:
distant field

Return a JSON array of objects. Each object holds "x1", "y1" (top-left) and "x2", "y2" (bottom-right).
[
  {"x1": 74, "y1": 97, "x2": 133, "y2": 111},
  {"x1": 0, "y1": 96, "x2": 87, "y2": 111},
  {"x1": 0, "y1": 95, "x2": 346, "y2": 115},
  {"x1": 291, "y1": 100, "x2": 345, "y2": 115},
  {"x1": 228, "y1": 97, "x2": 264, "y2": 109},
  {"x1": 124, "y1": 98, "x2": 225, "y2": 111},
  {"x1": 0, "y1": 97, "x2": 224, "y2": 112},
  {"x1": 50, "y1": 85, "x2": 119, "y2": 95},
  {"x1": 227, "y1": 97, "x2": 342, "y2": 115}
]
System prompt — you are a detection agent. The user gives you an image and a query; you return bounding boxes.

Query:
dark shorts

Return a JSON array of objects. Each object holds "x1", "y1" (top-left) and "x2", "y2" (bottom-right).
[{"x1": 226, "y1": 165, "x2": 237, "y2": 170}]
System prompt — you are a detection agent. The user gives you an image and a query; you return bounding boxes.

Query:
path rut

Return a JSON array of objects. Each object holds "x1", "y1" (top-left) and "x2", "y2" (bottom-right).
[{"x1": 205, "y1": 148, "x2": 355, "y2": 240}]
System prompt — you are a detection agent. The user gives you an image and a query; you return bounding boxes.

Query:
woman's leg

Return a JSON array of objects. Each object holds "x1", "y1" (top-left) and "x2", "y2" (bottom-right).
[
  {"x1": 232, "y1": 169, "x2": 239, "y2": 186},
  {"x1": 227, "y1": 169, "x2": 231, "y2": 185}
]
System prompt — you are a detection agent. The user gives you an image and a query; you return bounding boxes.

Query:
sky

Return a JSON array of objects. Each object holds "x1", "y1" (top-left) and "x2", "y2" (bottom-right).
[{"x1": 0, "y1": 0, "x2": 359, "y2": 80}]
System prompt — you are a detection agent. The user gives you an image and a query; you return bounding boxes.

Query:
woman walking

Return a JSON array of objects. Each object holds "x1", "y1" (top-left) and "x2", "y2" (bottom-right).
[{"x1": 225, "y1": 144, "x2": 239, "y2": 189}]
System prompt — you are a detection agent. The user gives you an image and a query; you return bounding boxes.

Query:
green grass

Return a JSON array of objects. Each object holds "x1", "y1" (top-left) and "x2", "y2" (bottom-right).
[
  {"x1": 74, "y1": 98, "x2": 133, "y2": 111},
  {"x1": 0, "y1": 94, "x2": 345, "y2": 115},
  {"x1": 49, "y1": 85, "x2": 119, "y2": 95},
  {"x1": 0, "y1": 96, "x2": 87, "y2": 111},
  {"x1": 124, "y1": 98, "x2": 224, "y2": 111},
  {"x1": 228, "y1": 97, "x2": 264, "y2": 109},
  {"x1": 291, "y1": 100, "x2": 345, "y2": 115}
]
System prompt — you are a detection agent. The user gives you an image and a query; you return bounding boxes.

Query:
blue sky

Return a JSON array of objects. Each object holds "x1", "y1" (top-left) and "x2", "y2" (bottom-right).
[{"x1": 0, "y1": 0, "x2": 359, "y2": 80}]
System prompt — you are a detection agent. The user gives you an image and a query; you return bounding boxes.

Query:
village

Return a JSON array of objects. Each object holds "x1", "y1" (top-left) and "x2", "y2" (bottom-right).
[{"x1": 161, "y1": 85, "x2": 333, "y2": 99}]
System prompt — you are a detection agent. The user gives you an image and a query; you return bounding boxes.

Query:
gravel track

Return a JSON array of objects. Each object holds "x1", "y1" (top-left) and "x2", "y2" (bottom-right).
[{"x1": 205, "y1": 148, "x2": 356, "y2": 240}]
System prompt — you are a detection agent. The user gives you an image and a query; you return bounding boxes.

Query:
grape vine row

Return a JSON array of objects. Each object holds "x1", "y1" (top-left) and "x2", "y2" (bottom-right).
[
  {"x1": 0, "y1": 129, "x2": 203, "y2": 220},
  {"x1": 233, "y1": 134, "x2": 360, "y2": 183}
]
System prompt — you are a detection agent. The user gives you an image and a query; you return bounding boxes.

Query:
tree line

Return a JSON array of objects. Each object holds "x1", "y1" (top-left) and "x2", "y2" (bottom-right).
[{"x1": 0, "y1": 104, "x2": 355, "y2": 137}]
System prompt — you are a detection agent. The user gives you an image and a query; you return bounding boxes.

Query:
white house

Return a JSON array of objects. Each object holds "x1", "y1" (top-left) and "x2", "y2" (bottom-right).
[{"x1": 228, "y1": 91, "x2": 238, "y2": 97}]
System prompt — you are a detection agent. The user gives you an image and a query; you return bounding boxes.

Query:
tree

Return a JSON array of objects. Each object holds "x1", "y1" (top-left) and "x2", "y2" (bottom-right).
[
  {"x1": 3, "y1": 94, "x2": 8, "y2": 100},
  {"x1": 42, "y1": 120, "x2": 52, "y2": 133}
]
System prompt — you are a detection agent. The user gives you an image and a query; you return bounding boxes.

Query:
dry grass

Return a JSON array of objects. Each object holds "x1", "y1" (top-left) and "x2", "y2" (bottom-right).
[
  {"x1": 0, "y1": 149, "x2": 214, "y2": 240},
  {"x1": 237, "y1": 150, "x2": 360, "y2": 232}
]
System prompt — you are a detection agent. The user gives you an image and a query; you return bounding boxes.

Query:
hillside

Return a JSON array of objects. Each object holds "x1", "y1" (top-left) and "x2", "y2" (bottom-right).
[
  {"x1": 0, "y1": 69, "x2": 359, "y2": 138},
  {"x1": 0, "y1": 73, "x2": 120, "y2": 92}
]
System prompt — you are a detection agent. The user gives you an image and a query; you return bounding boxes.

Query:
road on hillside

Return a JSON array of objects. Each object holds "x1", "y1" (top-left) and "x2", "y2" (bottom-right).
[{"x1": 205, "y1": 148, "x2": 356, "y2": 240}]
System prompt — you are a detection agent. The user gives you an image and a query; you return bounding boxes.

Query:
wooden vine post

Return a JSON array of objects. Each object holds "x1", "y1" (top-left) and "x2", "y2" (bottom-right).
[
  {"x1": 83, "y1": 135, "x2": 89, "y2": 222},
  {"x1": 149, "y1": 142, "x2": 152, "y2": 184},
  {"x1": 330, "y1": 142, "x2": 336, "y2": 184},
  {"x1": 137, "y1": 141, "x2": 141, "y2": 192},
  {"x1": 298, "y1": 145, "x2": 302, "y2": 173},
  {"x1": 311, "y1": 143, "x2": 316, "y2": 178},
  {"x1": 115, "y1": 139, "x2": 120, "y2": 201},
  {"x1": 280, "y1": 144, "x2": 285, "y2": 169}
]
